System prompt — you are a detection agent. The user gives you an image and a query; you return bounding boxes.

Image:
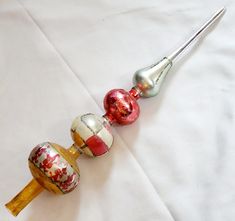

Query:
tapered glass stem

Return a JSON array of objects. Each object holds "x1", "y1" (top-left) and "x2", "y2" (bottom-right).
[{"x1": 168, "y1": 7, "x2": 226, "y2": 61}]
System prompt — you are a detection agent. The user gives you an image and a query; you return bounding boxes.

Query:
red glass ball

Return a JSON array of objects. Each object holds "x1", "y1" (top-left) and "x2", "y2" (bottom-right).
[{"x1": 103, "y1": 89, "x2": 140, "y2": 125}]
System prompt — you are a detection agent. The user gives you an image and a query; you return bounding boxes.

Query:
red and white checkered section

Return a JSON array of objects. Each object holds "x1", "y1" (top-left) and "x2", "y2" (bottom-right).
[{"x1": 71, "y1": 113, "x2": 113, "y2": 157}]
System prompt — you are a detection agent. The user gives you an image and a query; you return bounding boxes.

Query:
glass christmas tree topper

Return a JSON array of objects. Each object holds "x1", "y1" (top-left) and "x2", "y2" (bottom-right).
[{"x1": 5, "y1": 7, "x2": 225, "y2": 217}]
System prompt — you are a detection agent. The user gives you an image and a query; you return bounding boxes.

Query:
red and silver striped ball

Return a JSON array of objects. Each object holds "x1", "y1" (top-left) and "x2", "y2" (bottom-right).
[
  {"x1": 71, "y1": 113, "x2": 113, "y2": 157},
  {"x1": 28, "y1": 142, "x2": 80, "y2": 194}
]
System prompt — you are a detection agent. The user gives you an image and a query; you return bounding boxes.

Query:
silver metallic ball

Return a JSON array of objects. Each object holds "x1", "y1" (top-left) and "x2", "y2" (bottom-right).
[{"x1": 133, "y1": 57, "x2": 172, "y2": 98}]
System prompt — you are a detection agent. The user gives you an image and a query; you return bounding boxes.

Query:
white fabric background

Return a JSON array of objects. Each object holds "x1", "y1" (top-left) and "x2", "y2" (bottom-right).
[{"x1": 0, "y1": 0, "x2": 234, "y2": 221}]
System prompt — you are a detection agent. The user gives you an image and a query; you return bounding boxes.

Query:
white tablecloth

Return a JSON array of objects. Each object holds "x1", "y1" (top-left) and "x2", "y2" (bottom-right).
[{"x1": 0, "y1": 0, "x2": 234, "y2": 220}]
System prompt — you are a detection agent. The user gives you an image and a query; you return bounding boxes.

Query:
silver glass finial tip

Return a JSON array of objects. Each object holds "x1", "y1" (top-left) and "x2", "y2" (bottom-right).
[
  {"x1": 133, "y1": 8, "x2": 226, "y2": 98},
  {"x1": 168, "y1": 7, "x2": 226, "y2": 61}
]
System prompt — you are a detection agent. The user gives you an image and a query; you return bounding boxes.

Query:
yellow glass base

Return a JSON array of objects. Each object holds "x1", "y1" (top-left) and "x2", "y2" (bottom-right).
[{"x1": 5, "y1": 179, "x2": 43, "y2": 216}]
